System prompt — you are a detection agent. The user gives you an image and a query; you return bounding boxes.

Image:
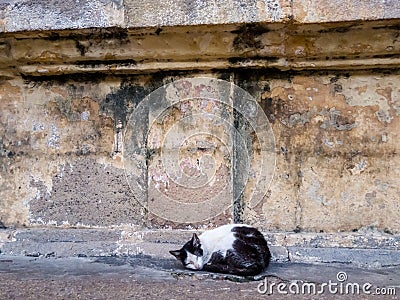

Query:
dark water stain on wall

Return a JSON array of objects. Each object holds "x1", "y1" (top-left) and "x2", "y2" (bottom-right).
[
  {"x1": 231, "y1": 23, "x2": 270, "y2": 52},
  {"x1": 102, "y1": 81, "x2": 148, "y2": 130}
]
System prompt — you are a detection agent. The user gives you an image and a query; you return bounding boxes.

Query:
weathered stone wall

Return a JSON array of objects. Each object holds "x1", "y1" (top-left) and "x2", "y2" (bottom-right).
[
  {"x1": 1, "y1": 70, "x2": 399, "y2": 233},
  {"x1": 0, "y1": 1, "x2": 400, "y2": 243}
]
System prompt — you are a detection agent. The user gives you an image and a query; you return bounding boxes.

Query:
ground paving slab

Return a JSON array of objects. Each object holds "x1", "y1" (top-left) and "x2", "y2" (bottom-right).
[{"x1": 0, "y1": 254, "x2": 398, "y2": 299}]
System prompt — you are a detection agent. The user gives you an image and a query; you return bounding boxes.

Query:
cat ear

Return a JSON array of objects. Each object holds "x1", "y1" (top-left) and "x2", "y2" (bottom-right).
[
  {"x1": 192, "y1": 233, "x2": 201, "y2": 248},
  {"x1": 169, "y1": 250, "x2": 183, "y2": 260}
]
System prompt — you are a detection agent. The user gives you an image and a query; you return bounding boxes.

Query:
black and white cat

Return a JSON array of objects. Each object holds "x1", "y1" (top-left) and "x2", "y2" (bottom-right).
[{"x1": 169, "y1": 224, "x2": 271, "y2": 276}]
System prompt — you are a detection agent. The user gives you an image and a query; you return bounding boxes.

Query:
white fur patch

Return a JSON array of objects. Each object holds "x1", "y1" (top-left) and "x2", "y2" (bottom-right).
[
  {"x1": 184, "y1": 251, "x2": 203, "y2": 270},
  {"x1": 198, "y1": 224, "x2": 251, "y2": 266}
]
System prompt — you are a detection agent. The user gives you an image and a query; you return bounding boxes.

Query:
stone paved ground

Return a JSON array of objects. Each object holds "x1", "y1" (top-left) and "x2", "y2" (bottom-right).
[{"x1": 0, "y1": 255, "x2": 398, "y2": 299}]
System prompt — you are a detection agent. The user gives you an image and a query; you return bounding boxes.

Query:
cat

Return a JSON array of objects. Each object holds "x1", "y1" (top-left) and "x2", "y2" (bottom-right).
[{"x1": 169, "y1": 224, "x2": 271, "y2": 276}]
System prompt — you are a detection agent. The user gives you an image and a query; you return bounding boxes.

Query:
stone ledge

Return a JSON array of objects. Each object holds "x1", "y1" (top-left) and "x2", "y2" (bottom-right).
[
  {"x1": 134, "y1": 229, "x2": 400, "y2": 250},
  {"x1": 16, "y1": 57, "x2": 400, "y2": 77},
  {"x1": 1, "y1": 19, "x2": 399, "y2": 78},
  {"x1": 1, "y1": 228, "x2": 399, "y2": 268},
  {"x1": 289, "y1": 247, "x2": 400, "y2": 268},
  {"x1": 8, "y1": 228, "x2": 122, "y2": 243},
  {"x1": 2, "y1": 228, "x2": 399, "y2": 249}
]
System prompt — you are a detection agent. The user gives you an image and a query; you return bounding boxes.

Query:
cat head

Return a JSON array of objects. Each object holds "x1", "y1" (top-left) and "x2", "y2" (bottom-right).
[{"x1": 169, "y1": 233, "x2": 204, "y2": 270}]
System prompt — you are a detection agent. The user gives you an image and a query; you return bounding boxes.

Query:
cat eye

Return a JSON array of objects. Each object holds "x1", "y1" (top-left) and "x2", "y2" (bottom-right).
[{"x1": 194, "y1": 249, "x2": 203, "y2": 256}]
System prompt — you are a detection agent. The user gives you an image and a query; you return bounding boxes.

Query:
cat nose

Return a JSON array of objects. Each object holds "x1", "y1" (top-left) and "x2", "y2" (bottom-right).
[{"x1": 190, "y1": 262, "x2": 198, "y2": 269}]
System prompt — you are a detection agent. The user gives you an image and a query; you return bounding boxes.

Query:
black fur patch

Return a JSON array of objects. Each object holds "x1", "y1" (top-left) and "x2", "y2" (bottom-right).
[
  {"x1": 170, "y1": 234, "x2": 203, "y2": 266},
  {"x1": 231, "y1": 226, "x2": 271, "y2": 270},
  {"x1": 169, "y1": 248, "x2": 187, "y2": 264},
  {"x1": 231, "y1": 226, "x2": 264, "y2": 238},
  {"x1": 207, "y1": 251, "x2": 226, "y2": 265},
  {"x1": 182, "y1": 238, "x2": 203, "y2": 257}
]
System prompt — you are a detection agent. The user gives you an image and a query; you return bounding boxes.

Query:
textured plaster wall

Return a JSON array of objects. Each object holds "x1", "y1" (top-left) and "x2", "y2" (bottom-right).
[
  {"x1": 251, "y1": 73, "x2": 400, "y2": 233},
  {"x1": 1, "y1": 70, "x2": 399, "y2": 233},
  {"x1": 0, "y1": 1, "x2": 399, "y2": 237}
]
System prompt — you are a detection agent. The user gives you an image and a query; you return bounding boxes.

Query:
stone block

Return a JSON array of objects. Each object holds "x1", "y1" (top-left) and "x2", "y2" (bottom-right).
[
  {"x1": 288, "y1": 247, "x2": 400, "y2": 268},
  {"x1": 124, "y1": 0, "x2": 291, "y2": 28},
  {"x1": 0, "y1": 0, "x2": 124, "y2": 32},
  {"x1": 27, "y1": 158, "x2": 145, "y2": 227},
  {"x1": 293, "y1": 0, "x2": 400, "y2": 23}
]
